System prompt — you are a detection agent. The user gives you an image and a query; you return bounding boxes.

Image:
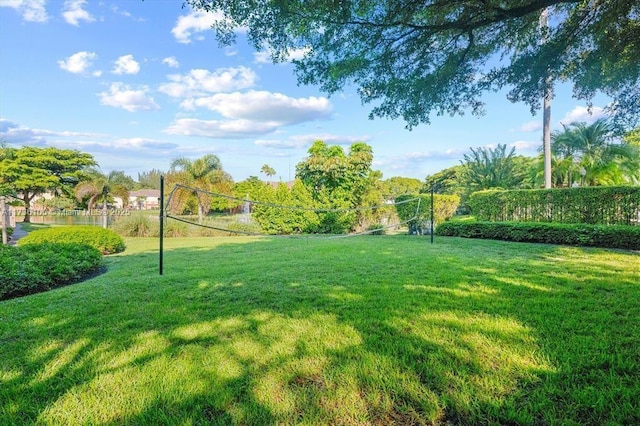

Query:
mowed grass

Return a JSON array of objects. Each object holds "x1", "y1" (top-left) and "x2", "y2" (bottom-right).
[{"x1": 1, "y1": 235, "x2": 639, "y2": 425}]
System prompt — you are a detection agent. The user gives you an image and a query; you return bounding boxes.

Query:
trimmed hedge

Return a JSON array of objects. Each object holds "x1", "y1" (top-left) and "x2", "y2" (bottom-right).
[
  {"x1": 469, "y1": 186, "x2": 640, "y2": 225},
  {"x1": 436, "y1": 221, "x2": 640, "y2": 250},
  {"x1": 0, "y1": 243, "x2": 103, "y2": 300},
  {"x1": 395, "y1": 194, "x2": 460, "y2": 234},
  {"x1": 18, "y1": 225, "x2": 125, "y2": 254}
]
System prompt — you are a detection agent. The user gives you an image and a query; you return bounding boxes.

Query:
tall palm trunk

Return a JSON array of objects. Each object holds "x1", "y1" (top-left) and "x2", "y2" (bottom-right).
[{"x1": 541, "y1": 7, "x2": 552, "y2": 189}]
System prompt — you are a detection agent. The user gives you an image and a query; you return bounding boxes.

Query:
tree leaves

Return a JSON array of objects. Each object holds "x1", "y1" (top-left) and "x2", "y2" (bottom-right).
[{"x1": 188, "y1": 0, "x2": 639, "y2": 130}]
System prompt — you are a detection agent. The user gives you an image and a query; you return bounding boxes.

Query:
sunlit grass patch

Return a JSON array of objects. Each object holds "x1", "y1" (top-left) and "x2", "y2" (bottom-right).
[{"x1": 0, "y1": 235, "x2": 638, "y2": 424}]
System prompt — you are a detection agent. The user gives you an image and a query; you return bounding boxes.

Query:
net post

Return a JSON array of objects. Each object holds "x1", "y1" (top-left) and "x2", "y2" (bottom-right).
[
  {"x1": 159, "y1": 175, "x2": 164, "y2": 275},
  {"x1": 1, "y1": 196, "x2": 7, "y2": 245},
  {"x1": 430, "y1": 186, "x2": 434, "y2": 244}
]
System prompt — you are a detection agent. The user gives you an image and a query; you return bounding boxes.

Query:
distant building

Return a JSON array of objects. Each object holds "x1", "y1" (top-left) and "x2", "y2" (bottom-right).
[{"x1": 128, "y1": 189, "x2": 161, "y2": 210}]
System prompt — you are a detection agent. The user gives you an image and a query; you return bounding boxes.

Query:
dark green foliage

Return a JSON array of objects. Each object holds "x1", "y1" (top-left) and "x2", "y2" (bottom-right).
[
  {"x1": 0, "y1": 243, "x2": 103, "y2": 300},
  {"x1": 436, "y1": 221, "x2": 640, "y2": 250},
  {"x1": 18, "y1": 225, "x2": 126, "y2": 254},
  {"x1": 188, "y1": 0, "x2": 639, "y2": 130},
  {"x1": 395, "y1": 194, "x2": 460, "y2": 234},
  {"x1": 469, "y1": 186, "x2": 640, "y2": 225}
]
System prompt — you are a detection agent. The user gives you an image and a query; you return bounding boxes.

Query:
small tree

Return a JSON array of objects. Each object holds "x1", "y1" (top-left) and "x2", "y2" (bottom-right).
[
  {"x1": 0, "y1": 146, "x2": 96, "y2": 222},
  {"x1": 168, "y1": 154, "x2": 227, "y2": 223}
]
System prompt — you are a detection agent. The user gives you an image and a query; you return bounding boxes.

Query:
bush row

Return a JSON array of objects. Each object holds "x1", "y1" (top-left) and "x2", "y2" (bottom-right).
[
  {"x1": 0, "y1": 243, "x2": 103, "y2": 300},
  {"x1": 469, "y1": 186, "x2": 640, "y2": 225},
  {"x1": 18, "y1": 225, "x2": 125, "y2": 254},
  {"x1": 435, "y1": 221, "x2": 640, "y2": 250}
]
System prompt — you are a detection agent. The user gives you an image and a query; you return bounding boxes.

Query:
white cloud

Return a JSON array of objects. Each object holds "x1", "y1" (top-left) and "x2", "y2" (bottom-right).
[
  {"x1": 510, "y1": 140, "x2": 539, "y2": 152},
  {"x1": 182, "y1": 90, "x2": 332, "y2": 124},
  {"x1": 109, "y1": 5, "x2": 143, "y2": 21},
  {"x1": 171, "y1": 9, "x2": 246, "y2": 44},
  {"x1": 58, "y1": 51, "x2": 98, "y2": 74},
  {"x1": 98, "y1": 83, "x2": 159, "y2": 112},
  {"x1": 0, "y1": 0, "x2": 48, "y2": 23},
  {"x1": 162, "y1": 56, "x2": 180, "y2": 68},
  {"x1": 112, "y1": 54, "x2": 140, "y2": 75},
  {"x1": 169, "y1": 91, "x2": 332, "y2": 139},
  {"x1": 254, "y1": 139, "x2": 308, "y2": 149},
  {"x1": 224, "y1": 46, "x2": 238, "y2": 57},
  {"x1": 253, "y1": 51, "x2": 271, "y2": 64},
  {"x1": 164, "y1": 118, "x2": 280, "y2": 139},
  {"x1": 560, "y1": 106, "x2": 607, "y2": 125},
  {"x1": 171, "y1": 10, "x2": 218, "y2": 44},
  {"x1": 254, "y1": 46, "x2": 310, "y2": 64},
  {"x1": 62, "y1": 0, "x2": 94, "y2": 26},
  {"x1": 158, "y1": 67, "x2": 257, "y2": 98},
  {"x1": 288, "y1": 133, "x2": 370, "y2": 146},
  {"x1": 0, "y1": 118, "x2": 106, "y2": 145},
  {"x1": 113, "y1": 137, "x2": 178, "y2": 150},
  {"x1": 519, "y1": 120, "x2": 542, "y2": 133}
]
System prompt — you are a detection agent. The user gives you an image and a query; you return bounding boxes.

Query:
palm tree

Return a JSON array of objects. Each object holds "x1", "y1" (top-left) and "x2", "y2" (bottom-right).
[
  {"x1": 169, "y1": 154, "x2": 224, "y2": 224},
  {"x1": 551, "y1": 119, "x2": 639, "y2": 186},
  {"x1": 260, "y1": 164, "x2": 276, "y2": 180},
  {"x1": 75, "y1": 169, "x2": 133, "y2": 228},
  {"x1": 460, "y1": 144, "x2": 531, "y2": 192}
]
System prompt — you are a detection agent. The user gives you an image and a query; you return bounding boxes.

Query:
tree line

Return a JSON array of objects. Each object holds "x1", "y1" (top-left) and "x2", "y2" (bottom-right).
[{"x1": 1, "y1": 119, "x2": 638, "y2": 226}]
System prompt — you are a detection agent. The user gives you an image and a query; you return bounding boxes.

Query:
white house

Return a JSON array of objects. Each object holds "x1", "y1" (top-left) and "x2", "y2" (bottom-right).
[{"x1": 127, "y1": 189, "x2": 161, "y2": 210}]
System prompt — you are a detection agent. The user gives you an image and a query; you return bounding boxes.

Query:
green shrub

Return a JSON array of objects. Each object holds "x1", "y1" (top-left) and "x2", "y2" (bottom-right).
[
  {"x1": 163, "y1": 220, "x2": 188, "y2": 237},
  {"x1": 111, "y1": 214, "x2": 156, "y2": 237},
  {"x1": 18, "y1": 225, "x2": 125, "y2": 254},
  {"x1": 0, "y1": 243, "x2": 103, "y2": 300},
  {"x1": 469, "y1": 186, "x2": 640, "y2": 225},
  {"x1": 436, "y1": 221, "x2": 640, "y2": 250}
]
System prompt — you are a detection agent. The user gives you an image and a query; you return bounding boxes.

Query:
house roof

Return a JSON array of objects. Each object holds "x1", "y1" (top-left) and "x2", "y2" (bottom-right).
[{"x1": 130, "y1": 189, "x2": 160, "y2": 198}]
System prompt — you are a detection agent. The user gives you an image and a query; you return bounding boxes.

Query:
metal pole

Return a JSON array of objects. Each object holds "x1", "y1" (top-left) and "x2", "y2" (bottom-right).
[
  {"x1": 430, "y1": 187, "x2": 434, "y2": 244},
  {"x1": 1, "y1": 196, "x2": 7, "y2": 245},
  {"x1": 159, "y1": 175, "x2": 164, "y2": 276}
]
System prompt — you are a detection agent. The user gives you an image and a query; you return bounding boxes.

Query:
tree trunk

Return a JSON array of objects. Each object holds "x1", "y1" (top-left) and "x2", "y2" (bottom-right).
[
  {"x1": 541, "y1": 8, "x2": 552, "y2": 189},
  {"x1": 22, "y1": 193, "x2": 32, "y2": 223}
]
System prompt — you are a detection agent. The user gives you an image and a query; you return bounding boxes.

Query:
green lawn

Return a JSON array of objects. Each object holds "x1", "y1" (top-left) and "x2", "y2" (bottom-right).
[{"x1": 1, "y1": 235, "x2": 639, "y2": 425}]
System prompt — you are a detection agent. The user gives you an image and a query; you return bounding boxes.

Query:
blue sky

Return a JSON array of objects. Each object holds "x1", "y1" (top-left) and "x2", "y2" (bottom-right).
[{"x1": 0, "y1": 0, "x2": 612, "y2": 183}]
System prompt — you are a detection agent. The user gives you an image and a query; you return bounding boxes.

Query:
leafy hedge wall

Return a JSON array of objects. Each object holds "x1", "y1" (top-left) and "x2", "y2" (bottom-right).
[
  {"x1": 469, "y1": 186, "x2": 640, "y2": 225},
  {"x1": 0, "y1": 243, "x2": 103, "y2": 300},
  {"x1": 18, "y1": 225, "x2": 125, "y2": 254},
  {"x1": 395, "y1": 194, "x2": 460, "y2": 233},
  {"x1": 436, "y1": 221, "x2": 640, "y2": 250}
]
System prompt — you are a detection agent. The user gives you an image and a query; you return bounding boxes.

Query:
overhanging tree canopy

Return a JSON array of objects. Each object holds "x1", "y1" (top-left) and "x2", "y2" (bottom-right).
[{"x1": 187, "y1": 0, "x2": 639, "y2": 130}]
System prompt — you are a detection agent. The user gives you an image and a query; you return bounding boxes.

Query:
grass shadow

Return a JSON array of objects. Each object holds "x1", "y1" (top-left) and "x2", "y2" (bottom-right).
[{"x1": 1, "y1": 235, "x2": 638, "y2": 424}]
